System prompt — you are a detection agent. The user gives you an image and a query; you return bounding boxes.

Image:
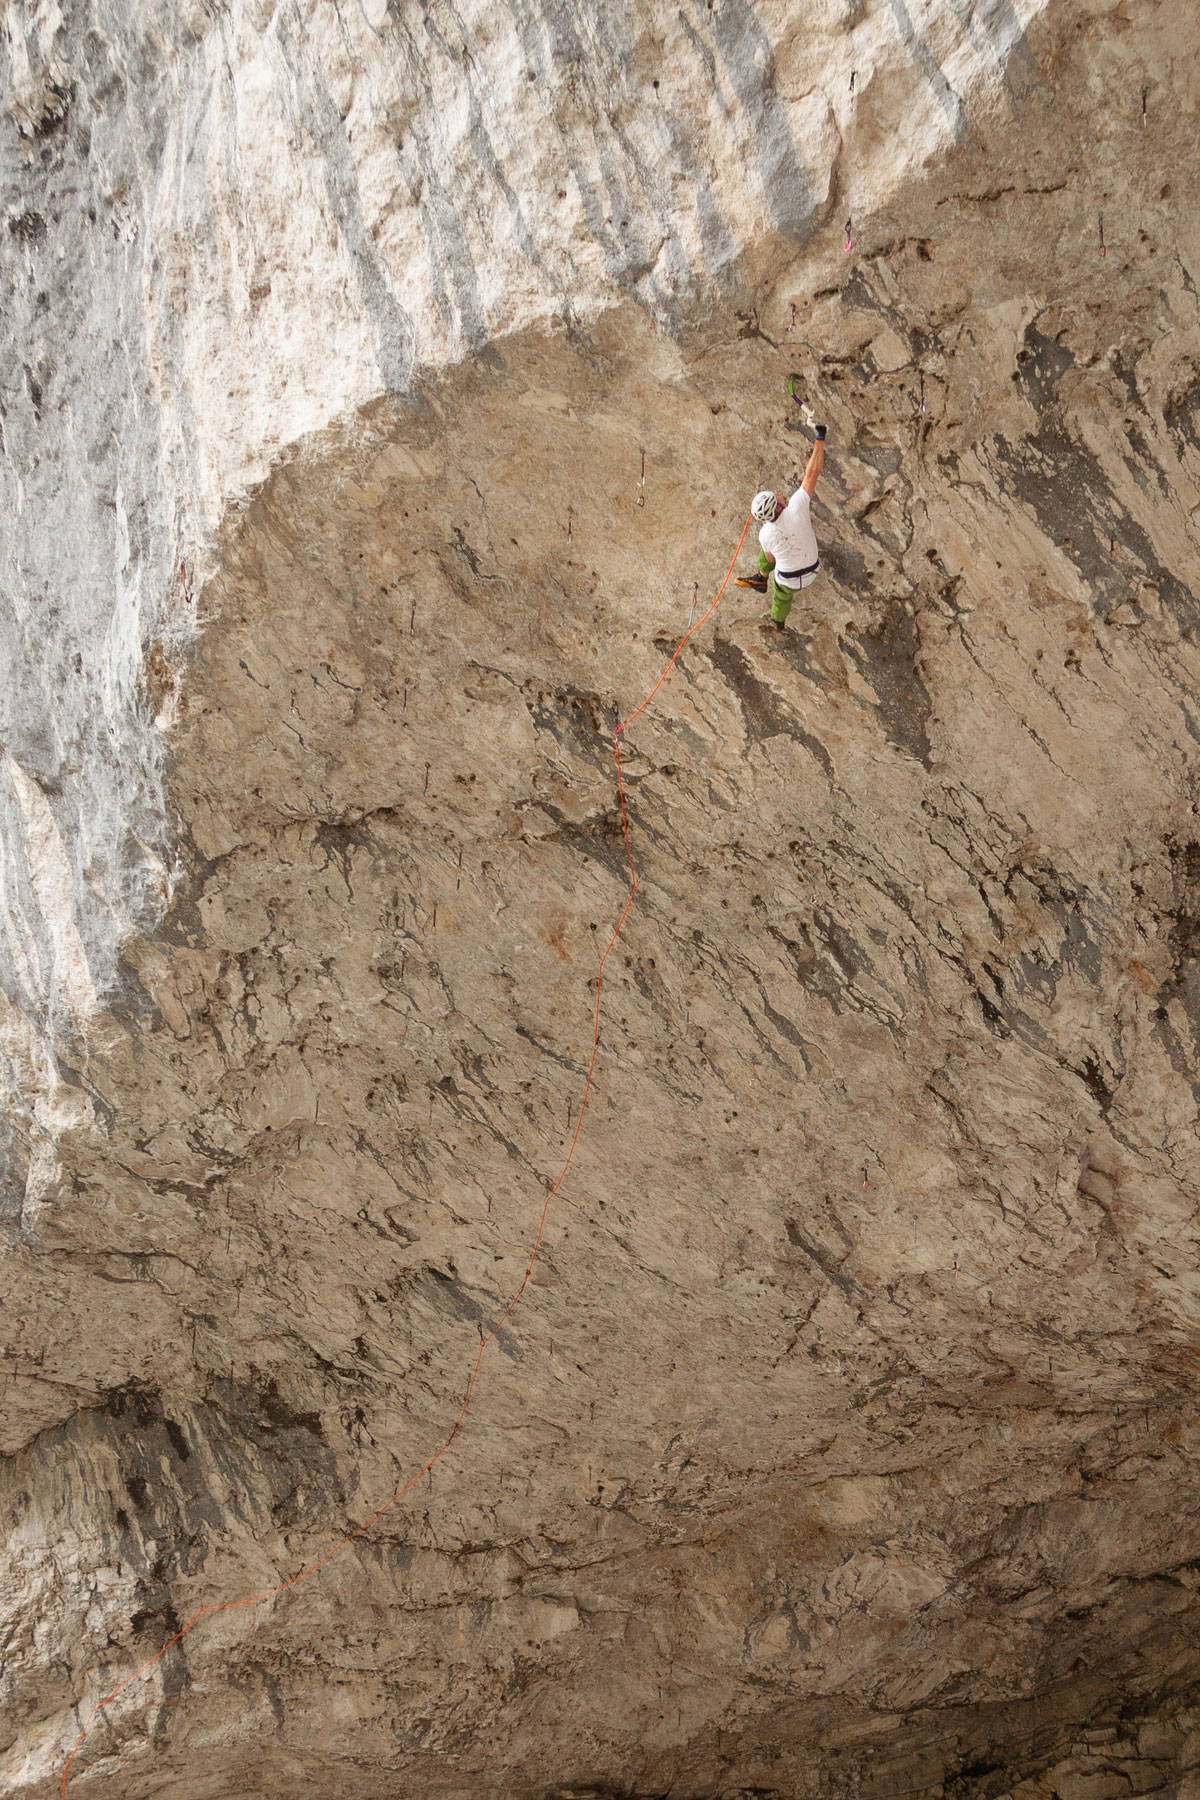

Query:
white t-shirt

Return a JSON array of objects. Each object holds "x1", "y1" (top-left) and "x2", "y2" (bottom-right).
[{"x1": 759, "y1": 487, "x2": 819, "y2": 588}]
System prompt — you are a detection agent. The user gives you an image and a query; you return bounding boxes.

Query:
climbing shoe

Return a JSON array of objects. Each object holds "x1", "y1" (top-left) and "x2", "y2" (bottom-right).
[
  {"x1": 735, "y1": 575, "x2": 769, "y2": 592},
  {"x1": 772, "y1": 619, "x2": 785, "y2": 631}
]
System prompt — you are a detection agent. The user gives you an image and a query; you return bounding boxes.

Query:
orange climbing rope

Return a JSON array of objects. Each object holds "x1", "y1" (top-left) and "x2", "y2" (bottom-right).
[{"x1": 58, "y1": 513, "x2": 752, "y2": 1799}]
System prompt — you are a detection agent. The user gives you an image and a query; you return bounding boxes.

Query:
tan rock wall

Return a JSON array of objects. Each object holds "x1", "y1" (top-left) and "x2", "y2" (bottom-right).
[{"x1": 6, "y1": 1, "x2": 1200, "y2": 1797}]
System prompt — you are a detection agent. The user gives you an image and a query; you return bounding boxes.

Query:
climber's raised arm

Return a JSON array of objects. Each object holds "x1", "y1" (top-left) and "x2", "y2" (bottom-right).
[{"x1": 800, "y1": 424, "x2": 827, "y2": 497}]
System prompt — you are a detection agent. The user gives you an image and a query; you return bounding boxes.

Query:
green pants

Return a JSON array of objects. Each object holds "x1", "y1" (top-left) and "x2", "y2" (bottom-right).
[{"x1": 758, "y1": 551, "x2": 794, "y2": 624}]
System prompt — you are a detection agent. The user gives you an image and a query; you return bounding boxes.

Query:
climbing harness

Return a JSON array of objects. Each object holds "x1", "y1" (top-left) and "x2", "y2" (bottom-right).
[
  {"x1": 57, "y1": 514, "x2": 752, "y2": 1799},
  {"x1": 776, "y1": 559, "x2": 820, "y2": 584}
]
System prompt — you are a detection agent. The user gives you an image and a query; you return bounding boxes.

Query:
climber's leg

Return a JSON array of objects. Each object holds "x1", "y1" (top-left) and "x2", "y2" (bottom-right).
[
  {"x1": 770, "y1": 575, "x2": 794, "y2": 626},
  {"x1": 735, "y1": 550, "x2": 773, "y2": 594}
]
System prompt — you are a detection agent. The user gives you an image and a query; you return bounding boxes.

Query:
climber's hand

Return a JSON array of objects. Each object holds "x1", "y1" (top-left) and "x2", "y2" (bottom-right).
[{"x1": 815, "y1": 425, "x2": 828, "y2": 440}]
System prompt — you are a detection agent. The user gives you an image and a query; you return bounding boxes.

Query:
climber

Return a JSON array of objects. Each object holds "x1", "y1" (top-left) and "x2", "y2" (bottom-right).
[{"x1": 738, "y1": 424, "x2": 827, "y2": 629}]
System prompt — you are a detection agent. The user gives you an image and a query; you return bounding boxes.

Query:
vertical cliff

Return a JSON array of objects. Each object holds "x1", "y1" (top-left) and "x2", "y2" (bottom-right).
[{"x1": 7, "y1": 2, "x2": 1200, "y2": 1798}]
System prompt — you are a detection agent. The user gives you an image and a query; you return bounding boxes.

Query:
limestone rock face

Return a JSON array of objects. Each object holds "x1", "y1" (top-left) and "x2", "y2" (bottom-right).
[{"x1": 5, "y1": 1, "x2": 1200, "y2": 1797}]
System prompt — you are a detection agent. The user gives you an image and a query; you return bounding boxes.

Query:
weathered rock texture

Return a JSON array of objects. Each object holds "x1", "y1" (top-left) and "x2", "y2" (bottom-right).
[{"x1": 5, "y1": 0, "x2": 1200, "y2": 1797}]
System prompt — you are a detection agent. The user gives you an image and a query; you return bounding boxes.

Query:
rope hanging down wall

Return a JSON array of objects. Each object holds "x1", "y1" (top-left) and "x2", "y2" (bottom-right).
[{"x1": 57, "y1": 513, "x2": 752, "y2": 1798}]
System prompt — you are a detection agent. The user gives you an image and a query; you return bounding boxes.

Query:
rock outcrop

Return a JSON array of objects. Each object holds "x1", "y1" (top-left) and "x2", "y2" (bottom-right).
[{"x1": 5, "y1": 1, "x2": 1200, "y2": 1797}]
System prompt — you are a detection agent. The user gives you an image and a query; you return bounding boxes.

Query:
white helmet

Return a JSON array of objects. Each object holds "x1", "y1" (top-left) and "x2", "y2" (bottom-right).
[{"x1": 751, "y1": 490, "x2": 777, "y2": 522}]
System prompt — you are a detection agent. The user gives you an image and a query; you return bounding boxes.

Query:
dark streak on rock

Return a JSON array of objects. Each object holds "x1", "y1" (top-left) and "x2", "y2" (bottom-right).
[
  {"x1": 708, "y1": 637, "x2": 834, "y2": 777},
  {"x1": 843, "y1": 605, "x2": 932, "y2": 767}
]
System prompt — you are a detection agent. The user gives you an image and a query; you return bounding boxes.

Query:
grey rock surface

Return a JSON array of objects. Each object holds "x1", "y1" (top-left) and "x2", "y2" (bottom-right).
[{"x1": 7, "y1": 1, "x2": 1200, "y2": 1798}]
